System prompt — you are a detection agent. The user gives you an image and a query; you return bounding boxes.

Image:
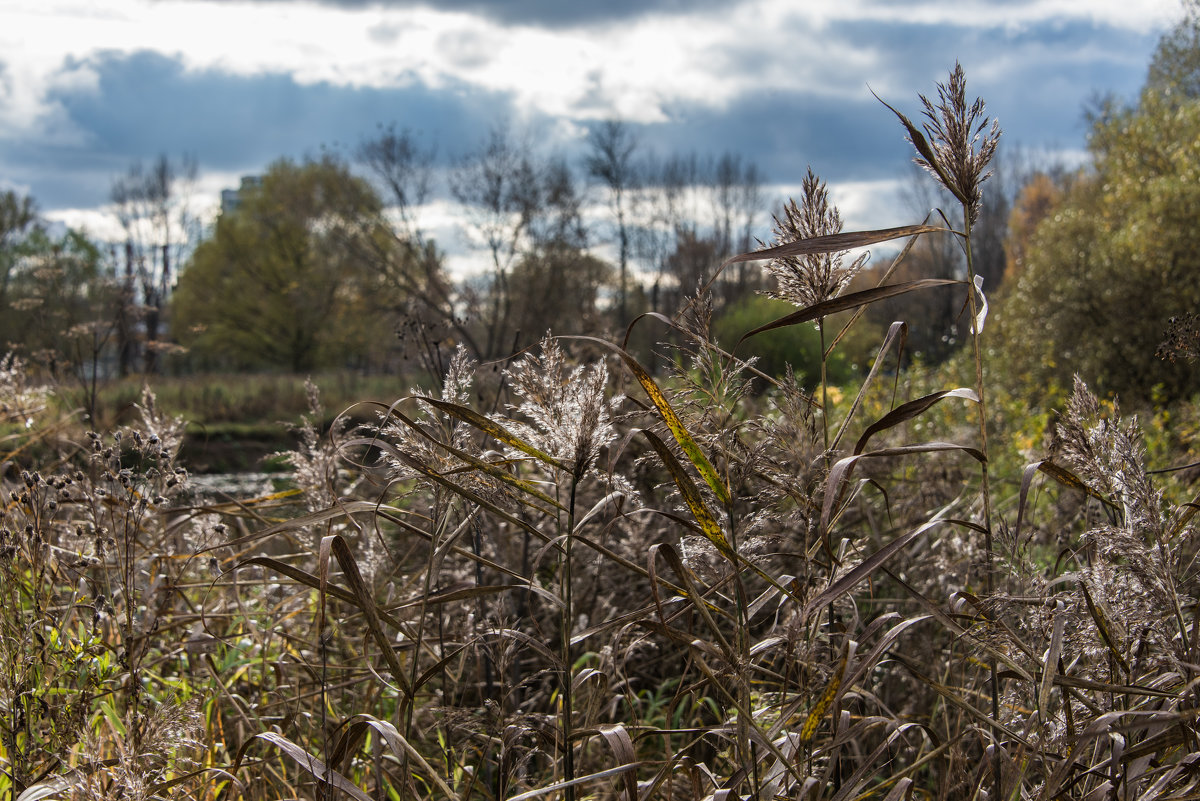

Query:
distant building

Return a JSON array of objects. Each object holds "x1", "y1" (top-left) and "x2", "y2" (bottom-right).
[{"x1": 220, "y1": 175, "x2": 263, "y2": 215}]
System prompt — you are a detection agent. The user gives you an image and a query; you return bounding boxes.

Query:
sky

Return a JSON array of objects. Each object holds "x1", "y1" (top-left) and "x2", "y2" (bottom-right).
[{"x1": 0, "y1": 0, "x2": 1184, "y2": 274}]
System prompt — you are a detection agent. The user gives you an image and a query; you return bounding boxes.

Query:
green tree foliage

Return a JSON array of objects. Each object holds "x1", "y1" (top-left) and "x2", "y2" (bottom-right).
[
  {"x1": 714, "y1": 294, "x2": 852, "y2": 386},
  {"x1": 171, "y1": 157, "x2": 412, "y2": 372},
  {"x1": 0, "y1": 191, "x2": 38, "y2": 305},
  {"x1": 0, "y1": 193, "x2": 123, "y2": 421},
  {"x1": 0, "y1": 227, "x2": 112, "y2": 370},
  {"x1": 1147, "y1": 0, "x2": 1200, "y2": 100},
  {"x1": 996, "y1": 82, "x2": 1200, "y2": 402}
]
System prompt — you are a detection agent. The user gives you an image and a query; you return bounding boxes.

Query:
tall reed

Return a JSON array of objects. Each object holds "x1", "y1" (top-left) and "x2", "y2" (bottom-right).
[{"x1": 10, "y1": 62, "x2": 1200, "y2": 801}]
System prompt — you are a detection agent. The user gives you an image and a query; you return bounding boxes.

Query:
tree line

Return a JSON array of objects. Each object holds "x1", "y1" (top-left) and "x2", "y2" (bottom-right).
[{"x1": 0, "y1": 122, "x2": 778, "y2": 384}]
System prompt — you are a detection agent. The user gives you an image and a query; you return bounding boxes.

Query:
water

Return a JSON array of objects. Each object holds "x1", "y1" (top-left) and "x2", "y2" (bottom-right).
[{"x1": 183, "y1": 471, "x2": 280, "y2": 502}]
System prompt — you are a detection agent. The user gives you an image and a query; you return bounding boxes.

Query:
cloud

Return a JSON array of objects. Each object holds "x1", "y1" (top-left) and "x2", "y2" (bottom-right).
[
  {"x1": 0, "y1": 0, "x2": 1180, "y2": 238},
  {"x1": 180, "y1": 0, "x2": 734, "y2": 29},
  {"x1": 5, "y1": 49, "x2": 515, "y2": 210},
  {"x1": 165, "y1": 0, "x2": 1182, "y2": 33},
  {"x1": 625, "y1": 91, "x2": 911, "y2": 188},
  {"x1": 4, "y1": 0, "x2": 1176, "y2": 140}
]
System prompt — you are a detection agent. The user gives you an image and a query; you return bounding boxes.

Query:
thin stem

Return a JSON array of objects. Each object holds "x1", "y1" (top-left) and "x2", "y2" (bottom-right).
[
  {"x1": 961, "y1": 204, "x2": 1000, "y2": 798},
  {"x1": 561, "y1": 477, "x2": 579, "y2": 801},
  {"x1": 819, "y1": 317, "x2": 830, "y2": 457},
  {"x1": 402, "y1": 496, "x2": 450, "y2": 801},
  {"x1": 961, "y1": 213, "x2": 993, "y2": 585},
  {"x1": 726, "y1": 504, "x2": 756, "y2": 796}
]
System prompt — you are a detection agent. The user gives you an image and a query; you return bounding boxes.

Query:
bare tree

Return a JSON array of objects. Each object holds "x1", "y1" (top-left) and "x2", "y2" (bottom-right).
[
  {"x1": 507, "y1": 156, "x2": 610, "y2": 342},
  {"x1": 356, "y1": 125, "x2": 483, "y2": 364},
  {"x1": 531, "y1": 157, "x2": 586, "y2": 252},
  {"x1": 585, "y1": 120, "x2": 638, "y2": 328},
  {"x1": 110, "y1": 154, "x2": 197, "y2": 375},
  {"x1": 633, "y1": 151, "x2": 699, "y2": 314},
  {"x1": 635, "y1": 150, "x2": 763, "y2": 312},
  {"x1": 709, "y1": 151, "x2": 763, "y2": 298},
  {"x1": 450, "y1": 125, "x2": 541, "y2": 358},
  {"x1": 358, "y1": 123, "x2": 435, "y2": 245}
]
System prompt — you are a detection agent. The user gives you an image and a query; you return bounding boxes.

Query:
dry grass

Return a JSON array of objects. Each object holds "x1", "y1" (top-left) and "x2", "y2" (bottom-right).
[{"x1": 4, "y1": 65, "x2": 1200, "y2": 801}]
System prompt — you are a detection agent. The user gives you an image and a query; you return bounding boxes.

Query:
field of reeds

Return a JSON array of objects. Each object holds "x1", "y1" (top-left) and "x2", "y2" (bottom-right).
[{"x1": 3, "y1": 64, "x2": 1200, "y2": 801}]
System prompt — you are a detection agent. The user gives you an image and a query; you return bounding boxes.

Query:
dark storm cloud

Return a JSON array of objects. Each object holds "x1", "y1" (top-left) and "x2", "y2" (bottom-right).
[
  {"x1": 840, "y1": 15, "x2": 1156, "y2": 140},
  {"x1": 692, "y1": 14, "x2": 1160, "y2": 187},
  {"x1": 4, "y1": 49, "x2": 514, "y2": 209},
  {"x1": 173, "y1": 0, "x2": 731, "y2": 28},
  {"x1": 625, "y1": 91, "x2": 913, "y2": 188}
]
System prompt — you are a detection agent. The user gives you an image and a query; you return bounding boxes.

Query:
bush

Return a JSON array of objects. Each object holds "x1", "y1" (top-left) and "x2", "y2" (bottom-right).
[{"x1": 714, "y1": 294, "x2": 855, "y2": 387}]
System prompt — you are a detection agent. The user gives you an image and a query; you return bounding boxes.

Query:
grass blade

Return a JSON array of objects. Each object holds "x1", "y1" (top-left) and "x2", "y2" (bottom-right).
[
  {"x1": 737, "y1": 279, "x2": 960, "y2": 346},
  {"x1": 379, "y1": 407, "x2": 568, "y2": 510},
  {"x1": 872, "y1": 88, "x2": 965, "y2": 206},
  {"x1": 1030, "y1": 459, "x2": 1122, "y2": 515},
  {"x1": 822, "y1": 443, "x2": 986, "y2": 539},
  {"x1": 329, "y1": 715, "x2": 459, "y2": 800},
  {"x1": 829, "y1": 320, "x2": 907, "y2": 454},
  {"x1": 641, "y1": 428, "x2": 734, "y2": 560},
  {"x1": 505, "y1": 764, "x2": 642, "y2": 801},
  {"x1": 1040, "y1": 600, "x2": 1067, "y2": 721},
  {"x1": 1080, "y1": 580, "x2": 1131, "y2": 675},
  {"x1": 854, "y1": 388, "x2": 979, "y2": 454},
  {"x1": 419, "y1": 396, "x2": 570, "y2": 472},
  {"x1": 803, "y1": 519, "x2": 948, "y2": 623},
  {"x1": 721, "y1": 224, "x2": 945, "y2": 269},
  {"x1": 237, "y1": 732, "x2": 373, "y2": 801},
  {"x1": 597, "y1": 724, "x2": 638, "y2": 801},
  {"x1": 572, "y1": 335, "x2": 731, "y2": 506},
  {"x1": 800, "y1": 644, "x2": 849, "y2": 743}
]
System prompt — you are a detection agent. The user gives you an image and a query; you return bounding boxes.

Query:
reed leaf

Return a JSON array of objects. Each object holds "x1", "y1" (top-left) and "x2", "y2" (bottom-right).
[
  {"x1": 233, "y1": 732, "x2": 372, "y2": 801},
  {"x1": 800, "y1": 644, "x2": 848, "y2": 742},
  {"x1": 803, "y1": 518, "x2": 949, "y2": 624},
  {"x1": 419, "y1": 396, "x2": 570, "y2": 472},
  {"x1": 721, "y1": 223, "x2": 945, "y2": 269},
  {"x1": 641, "y1": 428, "x2": 733, "y2": 560},
  {"x1": 736, "y1": 279, "x2": 960, "y2": 346},
  {"x1": 854, "y1": 387, "x2": 979, "y2": 454},
  {"x1": 830, "y1": 320, "x2": 907, "y2": 453},
  {"x1": 573, "y1": 335, "x2": 731, "y2": 506}
]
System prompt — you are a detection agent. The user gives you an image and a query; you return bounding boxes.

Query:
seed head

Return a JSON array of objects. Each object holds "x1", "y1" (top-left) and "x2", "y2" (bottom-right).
[
  {"x1": 910, "y1": 62, "x2": 1001, "y2": 224},
  {"x1": 765, "y1": 168, "x2": 867, "y2": 309},
  {"x1": 506, "y1": 335, "x2": 621, "y2": 480}
]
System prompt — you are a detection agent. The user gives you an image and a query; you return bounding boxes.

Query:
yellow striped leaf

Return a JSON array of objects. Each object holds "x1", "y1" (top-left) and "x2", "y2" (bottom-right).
[
  {"x1": 642, "y1": 429, "x2": 734, "y2": 561},
  {"x1": 421, "y1": 397, "x2": 570, "y2": 472},
  {"x1": 800, "y1": 647, "x2": 848, "y2": 743},
  {"x1": 573, "y1": 336, "x2": 730, "y2": 507}
]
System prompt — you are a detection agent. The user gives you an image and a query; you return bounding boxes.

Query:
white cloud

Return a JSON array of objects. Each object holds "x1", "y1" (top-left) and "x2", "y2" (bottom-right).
[
  {"x1": 827, "y1": 0, "x2": 1178, "y2": 32},
  {"x1": 4, "y1": 0, "x2": 1178, "y2": 145},
  {"x1": 43, "y1": 207, "x2": 127, "y2": 241}
]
